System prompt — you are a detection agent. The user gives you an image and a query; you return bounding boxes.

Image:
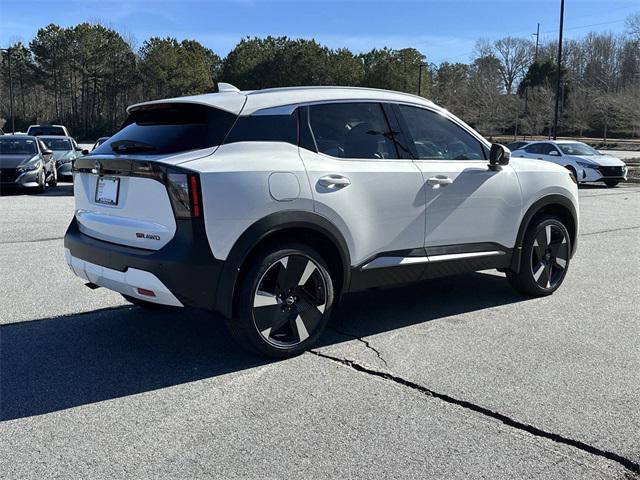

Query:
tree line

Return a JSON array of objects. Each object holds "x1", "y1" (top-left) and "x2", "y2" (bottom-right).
[{"x1": 1, "y1": 14, "x2": 638, "y2": 141}]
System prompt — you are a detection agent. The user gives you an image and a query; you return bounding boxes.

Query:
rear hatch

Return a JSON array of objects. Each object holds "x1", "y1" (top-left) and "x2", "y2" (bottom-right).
[{"x1": 73, "y1": 103, "x2": 237, "y2": 250}]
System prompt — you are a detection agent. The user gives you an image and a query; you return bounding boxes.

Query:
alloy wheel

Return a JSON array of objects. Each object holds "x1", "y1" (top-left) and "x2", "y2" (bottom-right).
[
  {"x1": 530, "y1": 224, "x2": 568, "y2": 289},
  {"x1": 252, "y1": 254, "x2": 327, "y2": 348}
]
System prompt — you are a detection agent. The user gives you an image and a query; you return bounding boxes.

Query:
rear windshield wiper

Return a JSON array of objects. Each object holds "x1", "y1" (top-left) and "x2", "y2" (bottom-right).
[{"x1": 110, "y1": 140, "x2": 156, "y2": 153}]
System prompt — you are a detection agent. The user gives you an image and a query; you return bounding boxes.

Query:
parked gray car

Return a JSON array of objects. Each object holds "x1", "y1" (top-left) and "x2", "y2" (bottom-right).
[
  {"x1": 40, "y1": 135, "x2": 87, "y2": 180},
  {"x1": 0, "y1": 135, "x2": 57, "y2": 192}
]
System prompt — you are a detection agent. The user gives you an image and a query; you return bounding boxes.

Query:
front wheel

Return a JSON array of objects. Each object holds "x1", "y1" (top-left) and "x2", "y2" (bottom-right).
[
  {"x1": 604, "y1": 180, "x2": 619, "y2": 188},
  {"x1": 35, "y1": 170, "x2": 47, "y2": 193},
  {"x1": 48, "y1": 168, "x2": 58, "y2": 187},
  {"x1": 506, "y1": 215, "x2": 571, "y2": 296},
  {"x1": 226, "y1": 243, "x2": 334, "y2": 358}
]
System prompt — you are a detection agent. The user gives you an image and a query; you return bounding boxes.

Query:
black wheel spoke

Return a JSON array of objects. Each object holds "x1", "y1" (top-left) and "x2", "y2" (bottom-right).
[
  {"x1": 536, "y1": 226, "x2": 550, "y2": 251},
  {"x1": 296, "y1": 297, "x2": 325, "y2": 339},
  {"x1": 252, "y1": 304, "x2": 282, "y2": 335},
  {"x1": 275, "y1": 256, "x2": 307, "y2": 291}
]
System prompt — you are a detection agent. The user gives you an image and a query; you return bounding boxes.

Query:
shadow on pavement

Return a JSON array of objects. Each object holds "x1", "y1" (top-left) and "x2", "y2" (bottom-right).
[
  {"x1": 1, "y1": 271, "x2": 527, "y2": 421},
  {"x1": 0, "y1": 183, "x2": 74, "y2": 197}
]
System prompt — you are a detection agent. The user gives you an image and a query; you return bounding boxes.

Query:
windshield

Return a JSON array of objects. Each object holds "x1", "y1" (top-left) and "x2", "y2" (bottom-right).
[
  {"x1": 93, "y1": 103, "x2": 236, "y2": 155},
  {"x1": 0, "y1": 138, "x2": 37, "y2": 155},
  {"x1": 42, "y1": 138, "x2": 72, "y2": 151},
  {"x1": 557, "y1": 142, "x2": 599, "y2": 156}
]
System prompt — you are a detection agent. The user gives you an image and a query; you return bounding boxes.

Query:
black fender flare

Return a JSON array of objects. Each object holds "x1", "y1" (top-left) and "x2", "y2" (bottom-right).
[
  {"x1": 214, "y1": 210, "x2": 351, "y2": 318},
  {"x1": 510, "y1": 194, "x2": 578, "y2": 272}
]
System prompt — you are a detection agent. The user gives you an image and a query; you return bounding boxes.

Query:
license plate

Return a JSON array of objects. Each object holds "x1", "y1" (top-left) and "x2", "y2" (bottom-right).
[{"x1": 95, "y1": 177, "x2": 120, "y2": 206}]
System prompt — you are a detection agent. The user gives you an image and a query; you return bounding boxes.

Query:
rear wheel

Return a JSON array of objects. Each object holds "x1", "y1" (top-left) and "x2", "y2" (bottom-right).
[
  {"x1": 506, "y1": 215, "x2": 571, "y2": 296},
  {"x1": 604, "y1": 180, "x2": 619, "y2": 188},
  {"x1": 226, "y1": 243, "x2": 334, "y2": 358}
]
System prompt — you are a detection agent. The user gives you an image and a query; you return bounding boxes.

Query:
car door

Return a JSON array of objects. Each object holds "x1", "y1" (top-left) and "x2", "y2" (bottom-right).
[
  {"x1": 393, "y1": 104, "x2": 522, "y2": 269},
  {"x1": 298, "y1": 102, "x2": 426, "y2": 290}
]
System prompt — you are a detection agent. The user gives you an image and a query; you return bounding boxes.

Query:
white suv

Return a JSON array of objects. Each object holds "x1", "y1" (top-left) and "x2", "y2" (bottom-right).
[{"x1": 64, "y1": 84, "x2": 579, "y2": 357}]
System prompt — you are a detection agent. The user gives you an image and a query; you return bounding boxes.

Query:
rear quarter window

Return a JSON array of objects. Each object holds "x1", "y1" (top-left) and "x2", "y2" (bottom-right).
[
  {"x1": 224, "y1": 113, "x2": 298, "y2": 145},
  {"x1": 93, "y1": 103, "x2": 236, "y2": 155}
]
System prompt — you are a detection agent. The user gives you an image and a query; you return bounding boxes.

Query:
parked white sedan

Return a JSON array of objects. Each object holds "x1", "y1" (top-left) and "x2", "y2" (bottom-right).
[{"x1": 511, "y1": 140, "x2": 627, "y2": 187}]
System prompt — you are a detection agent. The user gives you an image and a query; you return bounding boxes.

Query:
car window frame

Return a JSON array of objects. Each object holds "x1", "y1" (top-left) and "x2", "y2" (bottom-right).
[
  {"x1": 392, "y1": 103, "x2": 489, "y2": 162},
  {"x1": 305, "y1": 101, "x2": 402, "y2": 162}
]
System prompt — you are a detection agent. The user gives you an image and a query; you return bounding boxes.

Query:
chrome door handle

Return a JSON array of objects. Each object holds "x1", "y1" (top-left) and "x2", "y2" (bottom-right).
[
  {"x1": 319, "y1": 175, "x2": 351, "y2": 189},
  {"x1": 427, "y1": 176, "x2": 453, "y2": 186}
]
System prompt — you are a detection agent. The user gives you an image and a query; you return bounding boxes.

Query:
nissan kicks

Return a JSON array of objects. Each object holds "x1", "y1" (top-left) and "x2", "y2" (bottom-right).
[{"x1": 64, "y1": 84, "x2": 579, "y2": 357}]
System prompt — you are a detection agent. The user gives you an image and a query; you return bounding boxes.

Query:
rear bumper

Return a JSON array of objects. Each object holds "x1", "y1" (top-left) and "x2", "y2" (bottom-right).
[
  {"x1": 64, "y1": 217, "x2": 225, "y2": 310},
  {"x1": 65, "y1": 248, "x2": 183, "y2": 306}
]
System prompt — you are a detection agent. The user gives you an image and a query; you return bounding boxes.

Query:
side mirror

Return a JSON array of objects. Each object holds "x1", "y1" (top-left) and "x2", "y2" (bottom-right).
[
  {"x1": 549, "y1": 150, "x2": 560, "y2": 156},
  {"x1": 82, "y1": 149, "x2": 89, "y2": 155},
  {"x1": 489, "y1": 144, "x2": 510, "y2": 170}
]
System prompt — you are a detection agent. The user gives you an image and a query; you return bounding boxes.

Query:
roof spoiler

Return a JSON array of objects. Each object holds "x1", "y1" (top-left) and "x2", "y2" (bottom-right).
[{"x1": 217, "y1": 82, "x2": 240, "y2": 93}]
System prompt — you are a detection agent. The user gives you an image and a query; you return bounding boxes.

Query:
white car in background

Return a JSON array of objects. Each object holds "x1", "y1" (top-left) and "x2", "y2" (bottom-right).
[{"x1": 511, "y1": 140, "x2": 627, "y2": 187}]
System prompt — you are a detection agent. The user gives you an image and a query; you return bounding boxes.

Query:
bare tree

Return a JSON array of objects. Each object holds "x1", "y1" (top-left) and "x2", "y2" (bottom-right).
[
  {"x1": 493, "y1": 37, "x2": 534, "y2": 94},
  {"x1": 522, "y1": 86, "x2": 554, "y2": 136},
  {"x1": 626, "y1": 12, "x2": 640, "y2": 41},
  {"x1": 566, "y1": 86, "x2": 594, "y2": 137},
  {"x1": 475, "y1": 37, "x2": 533, "y2": 94}
]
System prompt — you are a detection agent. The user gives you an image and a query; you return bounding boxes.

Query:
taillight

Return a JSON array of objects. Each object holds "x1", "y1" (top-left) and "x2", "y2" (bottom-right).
[
  {"x1": 166, "y1": 171, "x2": 202, "y2": 219},
  {"x1": 190, "y1": 175, "x2": 200, "y2": 217}
]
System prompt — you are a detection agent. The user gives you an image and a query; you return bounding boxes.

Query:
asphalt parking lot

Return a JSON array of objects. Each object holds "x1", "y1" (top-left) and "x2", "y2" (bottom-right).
[{"x1": 1, "y1": 182, "x2": 639, "y2": 479}]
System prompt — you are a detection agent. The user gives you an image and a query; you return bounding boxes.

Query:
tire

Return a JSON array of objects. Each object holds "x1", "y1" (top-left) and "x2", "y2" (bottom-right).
[
  {"x1": 48, "y1": 168, "x2": 58, "y2": 187},
  {"x1": 226, "y1": 242, "x2": 335, "y2": 358},
  {"x1": 604, "y1": 180, "x2": 619, "y2": 188},
  {"x1": 506, "y1": 214, "x2": 571, "y2": 297},
  {"x1": 121, "y1": 294, "x2": 177, "y2": 310},
  {"x1": 36, "y1": 170, "x2": 46, "y2": 193},
  {"x1": 565, "y1": 165, "x2": 578, "y2": 184}
]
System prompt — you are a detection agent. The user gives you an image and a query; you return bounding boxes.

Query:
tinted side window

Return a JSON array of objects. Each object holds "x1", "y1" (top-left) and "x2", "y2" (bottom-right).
[
  {"x1": 397, "y1": 105, "x2": 486, "y2": 160},
  {"x1": 93, "y1": 103, "x2": 236, "y2": 155},
  {"x1": 524, "y1": 144, "x2": 541, "y2": 154},
  {"x1": 539, "y1": 143, "x2": 559, "y2": 155},
  {"x1": 224, "y1": 112, "x2": 297, "y2": 145},
  {"x1": 308, "y1": 103, "x2": 398, "y2": 159}
]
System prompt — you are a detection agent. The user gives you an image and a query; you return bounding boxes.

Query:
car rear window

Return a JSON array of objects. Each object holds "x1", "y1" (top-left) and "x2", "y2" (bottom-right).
[
  {"x1": 28, "y1": 126, "x2": 65, "y2": 136},
  {"x1": 42, "y1": 138, "x2": 72, "y2": 151},
  {"x1": 92, "y1": 103, "x2": 237, "y2": 156}
]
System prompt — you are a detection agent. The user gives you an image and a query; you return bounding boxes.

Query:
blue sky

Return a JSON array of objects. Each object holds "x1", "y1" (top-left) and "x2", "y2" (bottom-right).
[{"x1": 0, "y1": 0, "x2": 637, "y2": 64}]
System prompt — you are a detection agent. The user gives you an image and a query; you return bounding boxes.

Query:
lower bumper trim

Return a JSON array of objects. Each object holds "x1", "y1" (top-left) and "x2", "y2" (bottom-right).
[{"x1": 65, "y1": 248, "x2": 183, "y2": 307}]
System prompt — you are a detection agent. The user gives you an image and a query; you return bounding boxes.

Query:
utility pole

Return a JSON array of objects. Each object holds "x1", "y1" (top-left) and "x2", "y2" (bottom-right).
[
  {"x1": 1, "y1": 48, "x2": 15, "y2": 133},
  {"x1": 552, "y1": 0, "x2": 565, "y2": 140},
  {"x1": 417, "y1": 64, "x2": 426, "y2": 96},
  {"x1": 533, "y1": 23, "x2": 540, "y2": 59}
]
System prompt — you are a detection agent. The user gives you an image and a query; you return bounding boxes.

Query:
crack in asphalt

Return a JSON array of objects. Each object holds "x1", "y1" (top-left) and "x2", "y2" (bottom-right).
[
  {"x1": 328, "y1": 326, "x2": 389, "y2": 367},
  {"x1": 309, "y1": 349, "x2": 640, "y2": 476},
  {"x1": 580, "y1": 226, "x2": 640, "y2": 237}
]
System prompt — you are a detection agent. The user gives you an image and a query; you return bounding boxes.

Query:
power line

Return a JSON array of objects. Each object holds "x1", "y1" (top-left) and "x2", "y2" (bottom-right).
[{"x1": 427, "y1": 16, "x2": 631, "y2": 64}]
